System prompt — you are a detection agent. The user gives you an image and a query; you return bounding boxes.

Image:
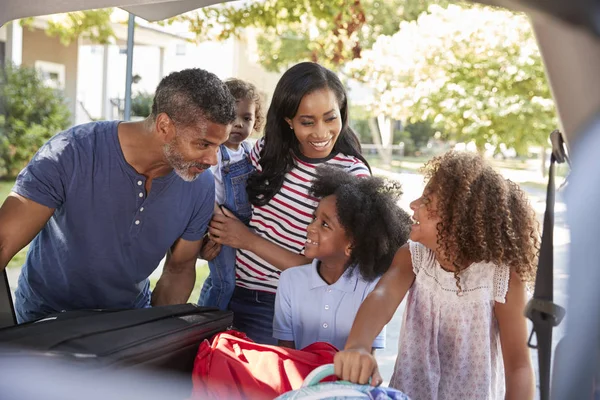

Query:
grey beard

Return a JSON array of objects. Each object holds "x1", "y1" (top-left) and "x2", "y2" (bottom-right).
[{"x1": 163, "y1": 143, "x2": 210, "y2": 182}]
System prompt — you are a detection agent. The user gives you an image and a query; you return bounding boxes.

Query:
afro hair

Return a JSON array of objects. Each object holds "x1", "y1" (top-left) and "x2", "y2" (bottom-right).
[{"x1": 310, "y1": 165, "x2": 412, "y2": 280}]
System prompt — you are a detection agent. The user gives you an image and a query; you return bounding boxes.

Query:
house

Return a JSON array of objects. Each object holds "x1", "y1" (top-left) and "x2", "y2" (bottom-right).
[{"x1": 0, "y1": 11, "x2": 282, "y2": 125}]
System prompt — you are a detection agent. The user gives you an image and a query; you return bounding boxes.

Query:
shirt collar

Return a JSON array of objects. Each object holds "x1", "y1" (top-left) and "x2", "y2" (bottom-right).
[{"x1": 309, "y1": 259, "x2": 360, "y2": 293}]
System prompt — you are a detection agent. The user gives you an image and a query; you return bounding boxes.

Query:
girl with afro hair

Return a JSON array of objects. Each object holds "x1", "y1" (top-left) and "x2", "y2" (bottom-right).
[
  {"x1": 334, "y1": 151, "x2": 539, "y2": 400},
  {"x1": 273, "y1": 165, "x2": 412, "y2": 351}
]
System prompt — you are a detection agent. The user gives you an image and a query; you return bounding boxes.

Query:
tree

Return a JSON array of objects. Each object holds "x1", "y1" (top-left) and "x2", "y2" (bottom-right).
[
  {"x1": 0, "y1": 64, "x2": 72, "y2": 179},
  {"x1": 169, "y1": 0, "x2": 450, "y2": 72},
  {"x1": 130, "y1": 91, "x2": 154, "y2": 118},
  {"x1": 21, "y1": 9, "x2": 115, "y2": 46},
  {"x1": 349, "y1": 4, "x2": 557, "y2": 156},
  {"x1": 404, "y1": 119, "x2": 437, "y2": 152}
]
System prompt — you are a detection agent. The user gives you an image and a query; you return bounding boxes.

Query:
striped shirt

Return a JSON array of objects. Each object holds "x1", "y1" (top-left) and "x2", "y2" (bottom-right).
[{"x1": 235, "y1": 138, "x2": 370, "y2": 293}]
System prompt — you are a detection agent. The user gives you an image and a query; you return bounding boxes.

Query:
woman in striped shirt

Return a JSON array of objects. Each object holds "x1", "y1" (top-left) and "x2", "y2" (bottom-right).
[{"x1": 208, "y1": 62, "x2": 370, "y2": 344}]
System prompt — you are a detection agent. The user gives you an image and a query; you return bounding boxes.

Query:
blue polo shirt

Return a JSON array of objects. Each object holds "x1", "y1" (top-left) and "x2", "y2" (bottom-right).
[
  {"x1": 273, "y1": 259, "x2": 386, "y2": 350},
  {"x1": 12, "y1": 121, "x2": 214, "y2": 319}
]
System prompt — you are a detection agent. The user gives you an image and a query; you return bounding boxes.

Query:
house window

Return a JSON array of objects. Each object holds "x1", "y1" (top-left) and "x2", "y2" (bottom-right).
[
  {"x1": 175, "y1": 43, "x2": 186, "y2": 56},
  {"x1": 34, "y1": 60, "x2": 66, "y2": 90}
]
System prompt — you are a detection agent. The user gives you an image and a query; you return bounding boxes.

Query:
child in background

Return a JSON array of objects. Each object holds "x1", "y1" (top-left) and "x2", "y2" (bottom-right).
[
  {"x1": 334, "y1": 151, "x2": 539, "y2": 400},
  {"x1": 273, "y1": 165, "x2": 412, "y2": 351},
  {"x1": 198, "y1": 78, "x2": 263, "y2": 310}
]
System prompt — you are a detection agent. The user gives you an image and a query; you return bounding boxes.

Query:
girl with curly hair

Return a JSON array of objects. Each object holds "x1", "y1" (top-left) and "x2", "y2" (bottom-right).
[
  {"x1": 273, "y1": 166, "x2": 411, "y2": 350},
  {"x1": 334, "y1": 151, "x2": 539, "y2": 400},
  {"x1": 207, "y1": 63, "x2": 370, "y2": 344}
]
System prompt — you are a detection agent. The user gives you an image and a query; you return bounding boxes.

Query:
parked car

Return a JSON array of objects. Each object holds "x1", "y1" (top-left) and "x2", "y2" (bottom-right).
[{"x1": 1, "y1": 1, "x2": 599, "y2": 399}]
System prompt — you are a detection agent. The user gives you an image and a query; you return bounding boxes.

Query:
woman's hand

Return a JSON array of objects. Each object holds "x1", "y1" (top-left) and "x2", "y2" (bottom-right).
[
  {"x1": 208, "y1": 207, "x2": 255, "y2": 250},
  {"x1": 333, "y1": 347, "x2": 382, "y2": 386}
]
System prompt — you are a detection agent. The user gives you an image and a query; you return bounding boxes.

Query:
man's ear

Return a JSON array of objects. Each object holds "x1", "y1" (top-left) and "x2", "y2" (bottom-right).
[{"x1": 155, "y1": 113, "x2": 176, "y2": 144}]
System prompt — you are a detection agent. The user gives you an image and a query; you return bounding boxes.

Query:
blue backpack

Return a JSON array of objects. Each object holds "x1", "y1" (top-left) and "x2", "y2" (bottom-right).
[{"x1": 276, "y1": 364, "x2": 410, "y2": 400}]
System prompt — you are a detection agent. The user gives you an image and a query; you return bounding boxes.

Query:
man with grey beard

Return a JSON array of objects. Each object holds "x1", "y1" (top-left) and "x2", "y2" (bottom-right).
[{"x1": 0, "y1": 68, "x2": 236, "y2": 323}]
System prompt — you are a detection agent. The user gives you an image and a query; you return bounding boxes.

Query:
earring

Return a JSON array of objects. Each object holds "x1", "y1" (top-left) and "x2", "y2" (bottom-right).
[{"x1": 289, "y1": 125, "x2": 293, "y2": 130}]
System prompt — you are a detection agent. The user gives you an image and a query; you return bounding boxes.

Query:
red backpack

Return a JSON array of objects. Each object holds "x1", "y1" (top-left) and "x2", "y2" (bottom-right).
[{"x1": 192, "y1": 330, "x2": 338, "y2": 399}]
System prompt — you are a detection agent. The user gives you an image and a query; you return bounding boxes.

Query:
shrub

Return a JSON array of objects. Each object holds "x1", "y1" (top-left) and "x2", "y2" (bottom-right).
[
  {"x1": 0, "y1": 63, "x2": 71, "y2": 179},
  {"x1": 130, "y1": 91, "x2": 154, "y2": 118}
]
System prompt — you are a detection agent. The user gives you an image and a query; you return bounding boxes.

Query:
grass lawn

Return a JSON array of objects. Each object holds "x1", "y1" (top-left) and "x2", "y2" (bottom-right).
[
  {"x1": 149, "y1": 262, "x2": 210, "y2": 304},
  {"x1": 0, "y1": 180, "x2": 13, "y2": 201},
  {"x1": 0, "y1": 179, "x2": 28, "y2": 269}
]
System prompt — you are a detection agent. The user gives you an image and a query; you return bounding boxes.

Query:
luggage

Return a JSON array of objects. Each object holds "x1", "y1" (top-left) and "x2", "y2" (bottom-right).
[
  {"x1": 0, "y1": 270, "x2": 16, "y2": 329},
  {"x1": 0, "y1": 304, "x2": 233, "y2": 375},
  {"x1": 191, "y1": 330, "x2": 338, "y2": 399},
  {"x1": 275, "y1": 364, "x2": 411, "y2": 400}
]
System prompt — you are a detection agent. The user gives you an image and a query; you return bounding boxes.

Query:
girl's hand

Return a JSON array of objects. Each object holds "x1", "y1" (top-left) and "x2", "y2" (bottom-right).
[
  {"x1": 333, "y1": 348, "x2": 382, "y2": 386},
  {"x1": 199, "y1": 235, "x2": 221, "y2": 261},
  {"x1": 208, "y1": 207, "x2": 255, "y2": 250}
]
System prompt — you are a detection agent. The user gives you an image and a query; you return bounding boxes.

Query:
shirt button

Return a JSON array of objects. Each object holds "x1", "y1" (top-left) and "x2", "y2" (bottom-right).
[
  {"x1": 327, "y1": 289, "x2": 332, "y2": 293},
  {"x1": 322, "y1": 323, "x2": 328, "y2": 329},
  {"x1": 137, "y1": 180, "x2": 143, "y2": 186},
  {"x1": 135, "y1": 220, "x2": 140, "y2": 225},
  {"x1": 138, "y1": 193, "x2": 143, "y2": 198},
  {"x1": 140, "y1": 207, "x2": 144, "y2": 212},
  {"x1": 324, "y1": 305, "x2": 330, "y2": 310}
]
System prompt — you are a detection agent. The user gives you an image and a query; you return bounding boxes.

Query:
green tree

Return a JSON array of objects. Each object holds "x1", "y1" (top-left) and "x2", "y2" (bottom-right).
[
  {"x1": 170, "y1": 0, "x2": 450, "y2": 72},
  {"x1": 21, "y1": 9, "x2": 115, "y2": 46},
  {"x1": 349, "y1": 105, "x2": 375, "y2": 144},
  {"x1": 349, "y1": 4, "x2": 557, "y2": 154},
  {"x1": 130, "y1": 91, "x2": 154, "y2": 118},
  {"x1": 0, "y1": 64, "x2": 71, "y2": 179},
  {"x1": 404, "y1": 119, "x2": 437, "y2": 151}
]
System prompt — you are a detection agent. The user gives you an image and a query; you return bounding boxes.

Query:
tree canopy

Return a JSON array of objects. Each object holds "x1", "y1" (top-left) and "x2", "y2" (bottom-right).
[
  {"x1": 21, "y1": 9, "x2": 115, "y2": 46},
  {"x1": 348, "y1": 4, "x2": 557, "y2": 153},
  {"x1": 171, "y1": 0, "x2": 450, "y2": 71}
]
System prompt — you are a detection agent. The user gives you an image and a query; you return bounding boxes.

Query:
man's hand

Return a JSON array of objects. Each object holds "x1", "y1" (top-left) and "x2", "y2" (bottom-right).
[
  {"x1": 333, "y1": 347, "x2": 382, "y2": 386},
  {"x1": 199, "y1": 235, "x2": 221, "y2": 261}
]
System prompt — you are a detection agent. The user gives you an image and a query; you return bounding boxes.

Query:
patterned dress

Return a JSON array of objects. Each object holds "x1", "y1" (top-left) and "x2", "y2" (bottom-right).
[{"x1": 389, "y1": 241, "x2": 511, "y2": 400}]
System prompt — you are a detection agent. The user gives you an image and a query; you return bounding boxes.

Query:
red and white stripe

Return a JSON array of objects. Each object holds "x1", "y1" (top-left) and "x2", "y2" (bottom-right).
[{"x1": 236, "y1": 138, "x2": 370, "y2": 293}]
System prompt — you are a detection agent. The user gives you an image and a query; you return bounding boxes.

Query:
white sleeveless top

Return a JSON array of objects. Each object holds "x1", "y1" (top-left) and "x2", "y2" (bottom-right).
[{"x1": 389, "y1": 241, "x2": 510, "y2": 400}]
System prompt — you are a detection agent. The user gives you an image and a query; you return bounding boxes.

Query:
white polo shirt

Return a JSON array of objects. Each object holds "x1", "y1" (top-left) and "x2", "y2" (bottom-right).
[{"x1": 273, "y1": 259, "x2": 386, "y2": 350}]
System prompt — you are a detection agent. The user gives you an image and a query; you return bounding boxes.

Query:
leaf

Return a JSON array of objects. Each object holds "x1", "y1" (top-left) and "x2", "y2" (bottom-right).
[
  {"x1": 348, "y1": 4, "x2": 557, "y2": 152},
  {"x1": 0, "y1": 64, "x2": 71, "y2": 178}
]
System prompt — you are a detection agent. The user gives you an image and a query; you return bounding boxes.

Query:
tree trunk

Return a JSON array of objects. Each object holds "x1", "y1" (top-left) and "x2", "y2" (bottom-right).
[
  {"x1": 368, "y1": 117, "x2": 392, "y2": 166},
  {"x1": 377, "y1": 114, "x2": 394, "y2": 166},
  {"x1": 540, "y1": 145, "x2": 548, "y2": 177}
]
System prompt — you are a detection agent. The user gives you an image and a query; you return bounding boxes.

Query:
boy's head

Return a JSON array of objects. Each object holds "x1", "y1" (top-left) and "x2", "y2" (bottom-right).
[
  {"x1": 224, "y1": 79, "x2": 264, "y2": 147},
  {"x1": 308, "y1": 166, "x2": 412, "y2": 280},
  {"x1": 417, "y1": 151, "x2": 539, "y2": 283}
]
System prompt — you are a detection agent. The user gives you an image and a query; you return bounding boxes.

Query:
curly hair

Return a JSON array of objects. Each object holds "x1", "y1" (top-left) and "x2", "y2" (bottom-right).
[
  {"x1": 310, "y1": 165, "x2": 412, "y2": 280},
  {"x1": 224, "y1": 78, "x2": 264, "y2": 132},
  {"x1": 421, "y1": 151, "x2": 539, "y2": 287},
  {"x1": 151, "y1": 68, "x2": 236, "y2": 126}
]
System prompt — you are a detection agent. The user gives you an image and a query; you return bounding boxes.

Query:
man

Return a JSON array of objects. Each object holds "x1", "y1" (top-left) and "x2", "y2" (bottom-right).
[{"x1": 0, "y1": 68, "x2": 236, "y2": 323}]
